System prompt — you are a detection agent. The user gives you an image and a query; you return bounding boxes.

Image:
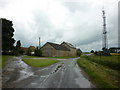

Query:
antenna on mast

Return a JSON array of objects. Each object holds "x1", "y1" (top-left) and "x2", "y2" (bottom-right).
[
  {"x1": 102, "y1": 9, "x2": 108, "y2": 50},
  {"x1": 39, "y1": 37, "x2": 41, "y2": 49}
]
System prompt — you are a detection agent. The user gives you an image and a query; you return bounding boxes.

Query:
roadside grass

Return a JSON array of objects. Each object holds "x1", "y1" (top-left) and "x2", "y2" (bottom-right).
[
  {"x1": 23, "y1": 56, "x2": 78, "y2": 59},
  {"x1": 81, "y1": 55, "x2": 120, "y2": 70},
  {"x1": 22, "y1": 56, "x2": 41, "y2": 58},
  {"x1": 22, "y1": 59, "x2": 59, "y2": 67},
  {"x1": 83, "y1": 52, "x2": 91, "y2": 54},
  {"x1": 1, "y1": 55, "x2": 14, "y2": 68},
  {"x1": 77, "y1": 57, "x2": 120, "y2": 88},
  {"x1": 0, "y1": 55, "x2": 2, "y2": 69},
  {"x1": 47, "y1": 56, "x2": 78, "y2": 59}
]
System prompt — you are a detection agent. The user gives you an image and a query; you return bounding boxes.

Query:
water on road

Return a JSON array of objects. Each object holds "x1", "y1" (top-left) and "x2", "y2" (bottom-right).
[{"x1": 2, "y1": 57, "x2": 95, "y2": 88}]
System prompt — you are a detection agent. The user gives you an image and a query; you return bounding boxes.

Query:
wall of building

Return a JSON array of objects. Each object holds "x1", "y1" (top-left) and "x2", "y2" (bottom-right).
[
  {"x1": 41, "y1": 43, "x2": 71, "y2": 57},
  {"x1": 61, "y1": 43, "x2": 77, "y2": 56},
  {"x1": 69, "y1": 48, "x2": 77, "y2": 56},
  {"x1": 55, "y1": 50, "x2": 70, "y2": 57},
  {"x1": 41, "y1": 43, "x2": 55, "y2": 57}
]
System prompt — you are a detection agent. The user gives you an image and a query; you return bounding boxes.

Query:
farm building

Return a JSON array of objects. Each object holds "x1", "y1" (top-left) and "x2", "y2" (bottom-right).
[
  {"x1": 41, "y1": 42, "x2": 77, "y2": 57},
  {"x1": 20, "y1": 46, "x2": 36, "y2": 55},
  {"x1": 109, "y1": 47, "x2": 120, "y2": 55},
  {"x1": 109, "y1": 47, "x2": 120, "y2": 53}
]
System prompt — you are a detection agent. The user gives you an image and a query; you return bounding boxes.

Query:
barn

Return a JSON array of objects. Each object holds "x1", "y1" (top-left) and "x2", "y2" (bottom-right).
[{"x1": 41, "y1": 42, "x2": 77, "y2": 57}]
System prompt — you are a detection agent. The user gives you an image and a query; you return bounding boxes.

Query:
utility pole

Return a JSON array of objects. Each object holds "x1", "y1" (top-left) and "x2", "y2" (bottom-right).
[
  {"x1": 39, "y1": 37, "x2": 41, "y2": 49},
  {"x1": 118, "y1": 2, "x2": 120, "y2": 47},
  {"x1": 102, "y1": 10, "x2": 108, "y2": 50}
]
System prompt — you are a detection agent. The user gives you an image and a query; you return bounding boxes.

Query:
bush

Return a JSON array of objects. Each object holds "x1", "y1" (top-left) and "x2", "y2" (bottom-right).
[
  {"x1": 77, "y1": 49, "x2": 82, "y2": 56},
  {"x1": 34, "y1": 49, "x2": 42, "y2": 57},
  {"x1": 91, "y1": 50, "x2": 94, "y2": 53},
  {"x1": 26, "y1": 49, "x2": 31, "y2": 56}
]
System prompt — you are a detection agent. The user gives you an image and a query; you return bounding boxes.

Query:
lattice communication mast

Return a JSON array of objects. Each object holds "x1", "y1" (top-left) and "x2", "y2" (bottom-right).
[
  {"x1": 39, "y1": 37, "x2": 41, "y2": 49},
  {"x1": 102, "y1": 10, "x2": 108, "y2": 50}
]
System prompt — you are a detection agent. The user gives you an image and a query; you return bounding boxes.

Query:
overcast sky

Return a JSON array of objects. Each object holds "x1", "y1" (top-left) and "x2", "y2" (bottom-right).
[{"x1": 0, "y1": 0, "x2": 119, "y2": 52}]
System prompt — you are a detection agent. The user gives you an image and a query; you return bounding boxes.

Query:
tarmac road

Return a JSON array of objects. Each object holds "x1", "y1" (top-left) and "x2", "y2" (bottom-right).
[{"x1": 2, "y1": 56, "x2": 95, "y2": 88}]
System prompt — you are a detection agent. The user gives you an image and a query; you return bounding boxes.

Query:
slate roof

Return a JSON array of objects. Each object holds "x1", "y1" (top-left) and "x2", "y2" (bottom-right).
[
  {"x1": 61, "y1": 42, "x2": 76, "y2": 49},
  {"x1": 48, "y1": 42, "x2": 70, "y2": 51}
]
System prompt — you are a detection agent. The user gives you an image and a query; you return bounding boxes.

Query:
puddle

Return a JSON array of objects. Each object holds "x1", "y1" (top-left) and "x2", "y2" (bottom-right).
[
  {"x1": 54, "y1": 65, "x2": 62, "y2": 72},
  {"x1": 17, "y1": 59, "x2": 34, "y2": 81},
  {"x1": 41, "y1": 75, "x2": 49, "y2": 78},
  {"x1": 74, "y1": 64, "x2": 91, "y2": 88},
  {"x1": 56, "y1": 59, "x2": 66, "y2": 61},
  {"x1": 31, "y1": 82, "x2": 37, "y2": 85},
  {"x1": 51, "y1": 64, "x2": 64, "y2": 74}
]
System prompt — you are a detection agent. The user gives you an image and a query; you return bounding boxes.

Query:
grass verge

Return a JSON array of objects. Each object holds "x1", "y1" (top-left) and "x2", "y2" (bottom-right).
[
  {"x1": 47, "y1": 56, "x2": 78, "y2": 59},
  {"x1": 23, "y1": 56, "x2": 78, "y2": 59},
  {"x1": 22, "y1": 56, "x2": 41, "y2": 58},
  {"x1": 1, "y1": 55, "x2": 14, "y2": 68},
  {"x1": 77, "y1": 57, "x2": 119, "y2": 88},
  {"x1": 22, "y1": 59, "x2": 59, "y2": 67},
  {"x1": 81, "y1": 55, "x2": 120, "y2": 70}
]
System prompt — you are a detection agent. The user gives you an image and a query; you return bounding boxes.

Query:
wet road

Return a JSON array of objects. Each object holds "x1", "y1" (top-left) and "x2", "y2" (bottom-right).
[{"x1": 2, "y1": 56, "x2": 95, "y2": 88}]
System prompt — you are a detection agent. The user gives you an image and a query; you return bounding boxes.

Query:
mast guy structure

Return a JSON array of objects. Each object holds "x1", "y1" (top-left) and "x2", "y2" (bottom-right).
[
  {"x1": 39, "y1": 37, "x2": 41, "y2": 49},
  {"x1": 102, "y1": 10, "x2": 108, "y2": 50}
]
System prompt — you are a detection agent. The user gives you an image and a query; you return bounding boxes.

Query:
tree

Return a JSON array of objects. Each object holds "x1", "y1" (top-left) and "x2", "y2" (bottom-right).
[
  {"x1": 26, "y1": 49, "x2": 31, "y2": 56},
  {"x1": 14, "y1": 40, "x2": 22, "y2": 55},
  {"x1": 77, "y1": 49, "x2": 82, "y2": 56},
  {"x1": 16, "y1": 40, "x2": 21, "y2": 49},
  {"x1": 90, "y1": 50, "x2": 94, "y2": 53},
  {"x1": 2, "y1": 18, "x2": 15, "y2": 54},
  {"x1": 34, "y1": 47, "x2": 42, "y2": 56}
]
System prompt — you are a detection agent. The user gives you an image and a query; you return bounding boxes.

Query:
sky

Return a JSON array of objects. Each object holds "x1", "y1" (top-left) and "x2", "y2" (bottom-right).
[{"x1": 0, "y1": 0, "x2": 119, "y2": 52}]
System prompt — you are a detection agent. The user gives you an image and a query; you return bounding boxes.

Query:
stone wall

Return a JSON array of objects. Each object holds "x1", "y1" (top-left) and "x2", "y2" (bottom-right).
[
  {"x1": 41, "y1": 43, "x2": 55, "y2": 57},
  {"x1": 61, "y1": 43, "x2": 77, "y2": 56},
  {"x1": 41, "y1": 43, "x2": 70, "y2": 57}
]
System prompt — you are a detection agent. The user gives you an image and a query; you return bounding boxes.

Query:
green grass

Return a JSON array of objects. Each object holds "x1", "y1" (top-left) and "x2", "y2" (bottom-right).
[
  {"x1": 22, "y1": 56, "x2": 41, "y2": 58},
  {"x1": 77, "y1": 57, "x2": 120, "y2": 88},
  {"x1": 23, "y1": 56, "x2": 78, "y2": 59},
  {"x1": 47, "y1": 56, "x2": 78, "y2": 59},
  {"x1": 81, "y1": 55, "x2": 120, "y2": 70},
  {"x1": 22, "y1": 59, "x2": 59, "y2": 67},
  {"x1": 1, "y1": 55, "x2": 14, "y2": 68},
  {"x1": 0, "y1": 55, "x2": 2, "y2": 69}
]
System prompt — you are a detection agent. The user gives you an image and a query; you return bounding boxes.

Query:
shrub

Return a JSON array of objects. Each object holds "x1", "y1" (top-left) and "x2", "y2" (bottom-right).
[{"x1": 34, "y1": 49, "x2": 42, "y2": 57}]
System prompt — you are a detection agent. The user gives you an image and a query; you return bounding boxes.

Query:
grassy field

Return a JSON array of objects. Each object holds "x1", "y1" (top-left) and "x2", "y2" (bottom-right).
[
  {"x1": 22, "y1": 59, "x2": 59, "y2": 67},
  {"x1": 81, "y1": 55, "x2": 120, "y2": 70},
  {"x1": 1, "y1": 55, "x2": 14, "y2": 68},
  {"x1": 23, "y1": 56, "x2": 78, "y2": 59},
  {"x1": 77, "y1": 56, "x2": 120, "y2": 88}
]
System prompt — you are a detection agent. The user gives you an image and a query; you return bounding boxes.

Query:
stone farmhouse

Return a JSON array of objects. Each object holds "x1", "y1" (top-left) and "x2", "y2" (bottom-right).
[{"x1": 41, "y1": 42, "x2": 77, "y2": 57}]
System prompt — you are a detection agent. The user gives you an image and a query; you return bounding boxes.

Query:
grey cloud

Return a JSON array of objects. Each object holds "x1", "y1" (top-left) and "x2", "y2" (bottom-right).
[
  {"x1": 62, "y1": 2, "x2": 92, "y2": 13},
  {"x1": 1, "y1": 0, "x2": 118, "y2": 52},
  {"x1": 0, "y1": 0, "x2": 11, "y2": 8}
]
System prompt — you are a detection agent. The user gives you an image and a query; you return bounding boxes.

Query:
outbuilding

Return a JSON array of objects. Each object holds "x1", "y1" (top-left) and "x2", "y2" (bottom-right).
[{"x1": 41, "y1": 42, "x2": 77, "y2": 57}]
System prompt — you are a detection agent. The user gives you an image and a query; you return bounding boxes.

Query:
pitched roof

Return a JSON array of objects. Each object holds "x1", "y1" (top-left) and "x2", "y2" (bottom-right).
[
  {"x1": 29, "y1": 46, "x2": 36, "y2": 49},
  {"x1": 20, "y1": 47, "x2": 28, "y2": 50},
  {"x1": 47, "y1": 42, "x2": 70, "y2": 51},
  {"x1": 61, "y1": 42, "x2": 76, "y2": 49}
]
